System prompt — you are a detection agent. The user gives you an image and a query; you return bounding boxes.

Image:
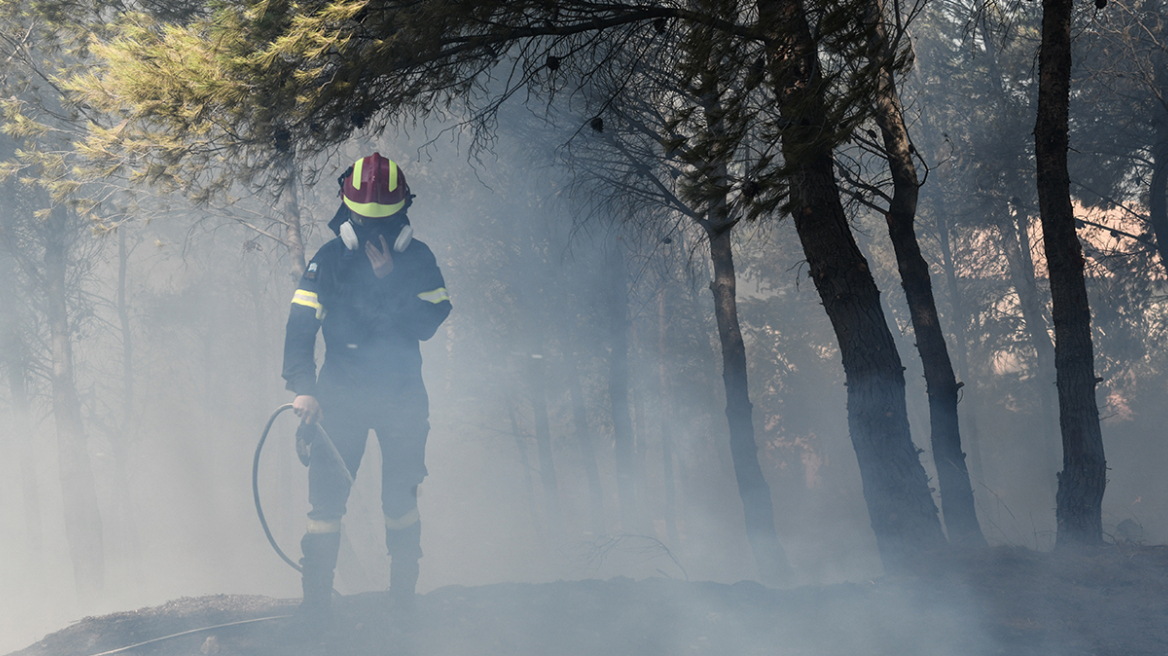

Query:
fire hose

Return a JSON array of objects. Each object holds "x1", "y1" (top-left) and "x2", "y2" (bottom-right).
[
  {"x1": 82, "y1": 405, "x2": 350, "y2": 656},
  {"x1": 252, "y1": 403, "x2": 353, "y2": 573}
]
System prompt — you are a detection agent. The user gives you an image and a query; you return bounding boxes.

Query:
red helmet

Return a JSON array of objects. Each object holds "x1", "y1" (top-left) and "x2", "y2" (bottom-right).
[{"x1": 342, "y1": 152, "x2": 409, "y2": 218}]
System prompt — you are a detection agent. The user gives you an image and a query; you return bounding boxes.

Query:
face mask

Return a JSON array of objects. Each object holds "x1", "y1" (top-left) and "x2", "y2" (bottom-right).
[{"x1": 339, "y1": 219, "x2": 413, "y2": 253}]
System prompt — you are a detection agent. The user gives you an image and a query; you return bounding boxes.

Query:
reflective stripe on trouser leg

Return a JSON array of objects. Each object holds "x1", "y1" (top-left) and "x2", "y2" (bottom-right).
[
  {"x1": 385, "y1": 512, "x2": 423, "y2": 560},
  {"x1": 384, "y1": 508, "x2": 419, "y2": 530},
  {"x1": 306, "y1": 518, "x2": 341, "y2": 534}
]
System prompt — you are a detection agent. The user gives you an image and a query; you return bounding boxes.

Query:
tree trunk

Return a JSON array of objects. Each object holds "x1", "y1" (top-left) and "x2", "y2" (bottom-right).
[
  {"x1": 117, "y1": 228, "x2": 134, "y2": 434},
  {"x1": 1149, "y1": 97, "x2": 1168, "y2": 273},
  {"x1": 997, "y1": 208, "x2": 1060, "y2": 491},
  {"x1": 630, "y1": 330, "x2": 649, "y2": 502},
  {"x1": 528, "y1": 353, "x2": 562, "y2": 540},
  {"x1": 980, "y1": 14, "x2": 1060, "y2": 493},
  {"x1": 706, "y1": 225, "x2": 790, "y2": 584},
  {"x1": 759, "y1": 0, "x2": 946, "y2": 569},
  {"x1": 281, "y1": 155, "x2": 307, "y2": 280},
  {"x1": 691, "y1": 62, "x2": 793, "y2": 583},
  {"x1": 0, "y1": 241, "x2": 43, "y2": 559},
  {"x1": 0, "y1": 186, "x2": 44, "y2": 568},
  {"x1": 4, "y1": 327, "x2": 43, "y2": 558},
  {"x1": 1035, "y1": 0, "x2": 1107, "y2": 546},
  {"x1": 110, "y1": 228, "x2": 142, "y2": 573},
  {"x1": 933, "y1": 211, "x2": 985, "y2": 486},
  {"x1": 508, "y1": 400, "x2": 543, "y2": 545},
  {"x1": 45, "y1": 206, "x2": 105, "y2": 599},
  {"x1": 607, "y1": 240, "x2": 639, "y2": 533},
  {"x1": 566, "y1": 348, "x2": 606, "y2": 536},
  {"x1": 865, "y1": 0, "x2": 984, "y2": 546},
  {"x1": 657, "y1": 288, "x2": 680, "y2": 547}
]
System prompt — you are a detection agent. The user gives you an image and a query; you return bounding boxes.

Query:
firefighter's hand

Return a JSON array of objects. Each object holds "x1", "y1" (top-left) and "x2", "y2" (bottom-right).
[
  {"x1": 366, "y1": 235, "x2": 394, "y2": 278},
  {"x1": 293, "y1": 395, "x2": 322, "y2": 424}
]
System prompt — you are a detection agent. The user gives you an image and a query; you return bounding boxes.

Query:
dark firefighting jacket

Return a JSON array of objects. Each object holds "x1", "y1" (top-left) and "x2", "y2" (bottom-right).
[{"x1": 282, "y1": 233, "x2": 451, "y2": 402}]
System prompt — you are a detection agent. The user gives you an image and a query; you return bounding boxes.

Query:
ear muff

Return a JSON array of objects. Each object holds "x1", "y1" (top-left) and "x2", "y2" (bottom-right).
[
  {"x1": 339, "y1": 221, "x2": 359, "y2": 250},
  {"x1": 394, "y1": 225, "x2": 414, "y2": 253}
]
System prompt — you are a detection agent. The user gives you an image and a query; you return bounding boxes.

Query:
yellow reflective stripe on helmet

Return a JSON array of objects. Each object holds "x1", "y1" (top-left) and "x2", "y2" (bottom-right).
[
  {"x1": 307, "y1": 518, "x2": 341, "y2": 534},
  {"x1": 417, "y1": 287, "x2": 449, "y2": 304},
  {"x1": 351, "y1": 156, "x2": 364, "y2": 190},
  {"x1": 343, "y1": 196, "x2": 405, "y2": 218},
  {"x1": 388, "y1": 160, "x2": 398, "y2": 191},
  {"x1": 384, "y1": 508, "x2": 420, "y2": 530}
]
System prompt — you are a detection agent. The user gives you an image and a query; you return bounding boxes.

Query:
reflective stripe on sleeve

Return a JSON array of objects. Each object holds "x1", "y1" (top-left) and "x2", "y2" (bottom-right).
[
  {"x1": 384, "y1": 508, "x2": 420, "y2": 530},
  {"x1": 307, "y1": 518, "x2": 341, "y2": 534},
  {"x1": 292, "y1": 289, "x2": 324, "y2": 320},
  {"x1": 417, "y1": 287, "x2": 449, "y2": 304},
  {"x1": 292, "y1": 289, "x2": 321, "y2": 310}
]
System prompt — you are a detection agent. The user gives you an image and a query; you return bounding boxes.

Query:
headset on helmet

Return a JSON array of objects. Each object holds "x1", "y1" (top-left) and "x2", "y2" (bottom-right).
[{"x1": 336, "y1": 153, "x2": 414, "y2": 252}]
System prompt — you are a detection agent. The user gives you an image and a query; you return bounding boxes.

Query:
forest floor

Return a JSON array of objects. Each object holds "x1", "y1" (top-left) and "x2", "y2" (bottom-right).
[{"x1": 9, "y1": 544, "x2": 1168, "y2": 656}]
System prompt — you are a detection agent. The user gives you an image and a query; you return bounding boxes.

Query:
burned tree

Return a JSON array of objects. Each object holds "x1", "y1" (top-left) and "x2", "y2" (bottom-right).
[
  {"x1": 858, "y1": 0, "x2": 984, "y2": 545},
  {"x1": 1035, "y1": 0, "x2": 1107, "y2": 545},
  {"x1": 757, "y1": 0, "x2": 947, "y2": 565}
]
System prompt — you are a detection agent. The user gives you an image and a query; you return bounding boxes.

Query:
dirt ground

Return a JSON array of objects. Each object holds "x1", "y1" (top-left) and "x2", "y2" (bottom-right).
[{"x1": 10, "y1": 544, "x2": 1168, "y2": 656}]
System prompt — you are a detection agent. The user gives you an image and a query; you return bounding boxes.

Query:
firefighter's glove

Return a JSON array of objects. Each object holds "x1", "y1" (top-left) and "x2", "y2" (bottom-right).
[{"x1": 295, "y1": 423, "x2": 318, "y2": 467}]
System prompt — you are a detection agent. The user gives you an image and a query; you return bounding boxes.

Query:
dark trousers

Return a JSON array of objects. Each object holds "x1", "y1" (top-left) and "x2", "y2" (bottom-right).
[{"x1": 307, "y1": 387, "x2": 429, "y2": 535}]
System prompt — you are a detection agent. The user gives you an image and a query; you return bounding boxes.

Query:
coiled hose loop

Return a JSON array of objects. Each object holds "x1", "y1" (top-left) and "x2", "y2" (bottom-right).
[{"x1": 252, "y1": 404, "x2": 301, "y2": 572}]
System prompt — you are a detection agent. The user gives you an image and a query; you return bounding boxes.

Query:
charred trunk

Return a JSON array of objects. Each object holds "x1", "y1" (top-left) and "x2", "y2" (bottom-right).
[
  {"x1": 706, "y1": 224, "x2": 791, "y2": 585},
  {"x1": 695, "y1": 69, "x2": 791, "y2": 582},
  {"x1": 934, "y1": 211, "x2": 983, "y2": 483},
  {"x1": 865, "y1": 0, "x2": 983, "y2": 546},
  {"x1": 1035, "y1": 0, "x2": 1107, "y2": 545},
  {"x1": 760, "y1": 0, "x2": 945, "y2": 569},
  {"x1": 1150, "y1": 100, "x2": 1168, "y2": 274},
  {"x1": 981, "y1": 12, "x2": 1060, "y2": 494}
]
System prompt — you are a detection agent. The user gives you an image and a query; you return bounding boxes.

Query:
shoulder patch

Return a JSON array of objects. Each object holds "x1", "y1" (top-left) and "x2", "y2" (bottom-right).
[{"x1": 305, "y1": 262, "x2": 318, "y2": 280}]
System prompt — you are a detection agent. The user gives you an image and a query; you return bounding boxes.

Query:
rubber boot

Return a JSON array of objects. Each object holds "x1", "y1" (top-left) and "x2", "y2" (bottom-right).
[
  {"x1": 296, "y1": 531, "x2": 341, "y2": 633},
  {"x1": 389, "y1": 557, "x2": 420, "y2": 605},
  {"x1": 386, "y1": 519, "x2": 422, "y2": 605}
]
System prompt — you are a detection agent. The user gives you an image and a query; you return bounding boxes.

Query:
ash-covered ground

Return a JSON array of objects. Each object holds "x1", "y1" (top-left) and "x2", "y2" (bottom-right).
[{"x1": 10, "y1": 545, "x2": 1168, "y2": 656}]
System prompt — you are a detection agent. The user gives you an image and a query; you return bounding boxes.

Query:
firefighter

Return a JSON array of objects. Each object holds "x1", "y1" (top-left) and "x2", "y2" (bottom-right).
[{"x1": 282, "y1": 153, "x2": 451, "y2": 623}]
